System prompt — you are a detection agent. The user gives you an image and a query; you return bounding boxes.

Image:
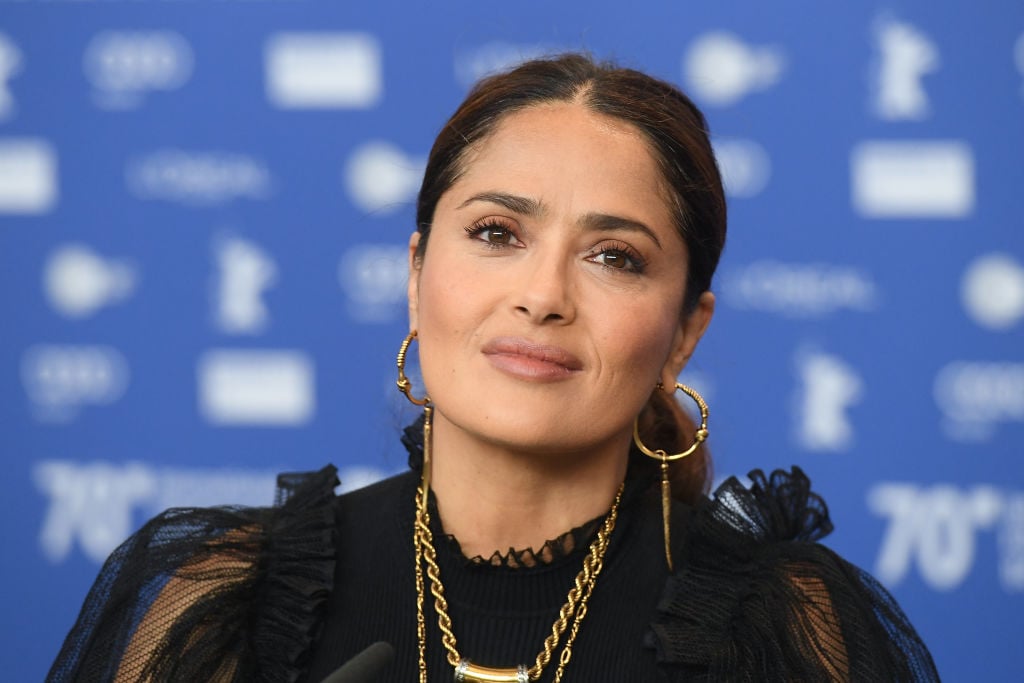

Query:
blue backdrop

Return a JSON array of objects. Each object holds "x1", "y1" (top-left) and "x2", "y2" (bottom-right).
[{"x1": 2, "y1": 1, "x2": 1022, "y2": 680}]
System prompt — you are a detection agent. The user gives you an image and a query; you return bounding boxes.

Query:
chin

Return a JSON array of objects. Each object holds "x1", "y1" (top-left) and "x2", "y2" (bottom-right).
[{"x1": 474, "y1": 414, "x2": 615, "y2": 457}]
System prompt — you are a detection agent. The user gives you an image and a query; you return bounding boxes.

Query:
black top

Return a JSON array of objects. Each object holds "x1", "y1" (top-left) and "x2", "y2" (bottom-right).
[{"x1": 47, "y1": 424, "x2": 940, "y2": 682}]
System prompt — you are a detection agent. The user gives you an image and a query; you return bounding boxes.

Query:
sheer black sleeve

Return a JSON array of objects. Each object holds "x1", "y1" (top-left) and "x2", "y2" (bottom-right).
[
  {"x1": 647, "y1": 467, "x2": 940, "y2": 682},
  {"x1": 47, "y1": 466, "x2": 339, "y2": 683}
]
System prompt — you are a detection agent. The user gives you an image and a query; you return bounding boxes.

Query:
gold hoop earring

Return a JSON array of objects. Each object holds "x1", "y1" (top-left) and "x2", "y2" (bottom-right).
[
  {"x1": 398, "y1": 330, "x2": 434, "y2": 531},
  {"x1": 396, "y1": 330, "x2": 430, "y2": 406},
  {"x1": 632, "y1": 382, "x2": 709, "y2": 572}
]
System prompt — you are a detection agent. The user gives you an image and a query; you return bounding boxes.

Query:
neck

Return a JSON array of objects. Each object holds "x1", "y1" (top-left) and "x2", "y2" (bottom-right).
[{"x1": 425, "y1": 410, "x2": 629, "y2": 559}]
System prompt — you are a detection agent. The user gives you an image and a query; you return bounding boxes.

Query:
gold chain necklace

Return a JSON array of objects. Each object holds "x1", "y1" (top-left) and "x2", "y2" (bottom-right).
[{"x1": 413, "y1": 408, "x2": 624, "y2": 683}]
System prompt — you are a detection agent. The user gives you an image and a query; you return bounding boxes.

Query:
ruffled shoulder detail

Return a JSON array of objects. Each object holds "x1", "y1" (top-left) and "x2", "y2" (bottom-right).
[
  {"x1": 249, "y1": 466, "x2": 339, "y2": 681},
  {"x1": 710, "y1": 466, "x2": 833, "y2": 543},
  {"x1": 647, "y1": 467, "x2": 939, "y2": 682},
  {"x1": 47, "y1": 465, "x2": 339, "y2": 683}
]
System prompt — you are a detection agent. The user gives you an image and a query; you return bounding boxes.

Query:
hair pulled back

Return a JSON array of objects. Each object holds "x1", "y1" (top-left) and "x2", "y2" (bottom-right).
[{"x1": 415, "y1": 53, "x2": 727, "y2": 503}]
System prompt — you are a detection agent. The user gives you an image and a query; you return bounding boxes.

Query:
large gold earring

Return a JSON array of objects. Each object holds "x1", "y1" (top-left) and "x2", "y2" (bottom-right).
[
  {"x1": 633, "y1": 382, "x2": 709, "y2": 571},
  {"x1": 397, "y1": 330, "x2": 433, "y2": 492},
  {"x1": 397, "y1": 330, "x2": 430, "y2": 406}
]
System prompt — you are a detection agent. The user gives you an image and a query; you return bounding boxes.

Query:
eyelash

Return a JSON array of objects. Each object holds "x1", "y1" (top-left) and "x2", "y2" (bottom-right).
[
  {"x1": 589, "y1": 240, "x2": 648, "y2": 274},
  {"x1": 464, "y1": 219, "x2": 519, "y2": 249},
  {"x1": 463, "y1": 220, "x2": 648, "y2": 274}
]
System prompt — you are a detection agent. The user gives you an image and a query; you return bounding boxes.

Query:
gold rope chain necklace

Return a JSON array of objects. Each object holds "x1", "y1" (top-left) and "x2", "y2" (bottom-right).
[{"x1": 413, "y1": 440, "x2": 624, "y2": 682}]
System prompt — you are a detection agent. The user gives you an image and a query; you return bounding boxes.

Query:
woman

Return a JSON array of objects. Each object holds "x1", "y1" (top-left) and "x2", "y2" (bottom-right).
[{"x1": 49, "y1": 54, "x2": 938, "y2": 682}]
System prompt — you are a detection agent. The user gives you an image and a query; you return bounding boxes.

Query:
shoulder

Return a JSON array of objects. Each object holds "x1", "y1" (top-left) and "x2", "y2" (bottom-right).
[
  {"x1": 336, "y1": 468, "x2": 417, "y2": 512},
  {"x1": 49, "y1": 465, "x2": 341, "y2": 683},
  {"x1": 650, "y1": 467, "x2": 939, "y2": 682}
]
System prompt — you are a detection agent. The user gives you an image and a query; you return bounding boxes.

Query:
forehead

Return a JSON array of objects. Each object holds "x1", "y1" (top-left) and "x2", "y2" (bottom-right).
[{"x1": 449, "y1": 102, "x2": 676, "y2": 227}]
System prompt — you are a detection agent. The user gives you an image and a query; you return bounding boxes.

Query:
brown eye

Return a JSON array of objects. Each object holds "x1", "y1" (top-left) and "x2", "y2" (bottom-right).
[
  {"x1": 596, "y1": 251, "x2": 628, "y2": 269},
  {"x1": 588, "y1": 244, "x2": 646, "y2": 274},
  {"x1": 486, "y1": 226, "x2": 512, "y2": 244},
  {"x1": 465, "y1": 220, "x2": 521, "y2": 247}
]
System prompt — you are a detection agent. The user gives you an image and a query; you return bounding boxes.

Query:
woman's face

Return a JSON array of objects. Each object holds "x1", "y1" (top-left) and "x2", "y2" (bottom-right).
[{"x1": 409, "y1": 102, "x2": 713, "y2": 456}]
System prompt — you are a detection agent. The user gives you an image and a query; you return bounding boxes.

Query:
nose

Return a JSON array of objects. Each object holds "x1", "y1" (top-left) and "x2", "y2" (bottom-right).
[{"x1": 512, "y1": 250, "x2": 576, "y2": 324}]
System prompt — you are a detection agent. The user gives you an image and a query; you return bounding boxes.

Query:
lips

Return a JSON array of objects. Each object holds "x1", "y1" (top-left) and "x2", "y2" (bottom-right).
[{"x1": 481, "y1": 337, "x2": 583, "y2": 380}]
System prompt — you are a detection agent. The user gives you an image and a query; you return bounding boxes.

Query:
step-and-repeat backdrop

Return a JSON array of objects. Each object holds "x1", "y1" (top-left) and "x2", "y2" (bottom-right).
[{"x1": 2, "y1": 1, "x2": 1021, "y2": 680}]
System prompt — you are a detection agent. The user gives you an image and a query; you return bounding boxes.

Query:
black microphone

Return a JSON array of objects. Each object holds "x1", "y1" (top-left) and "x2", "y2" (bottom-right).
[{"x1": 319, "y1": 641, "x2": 395, "y2": 683}]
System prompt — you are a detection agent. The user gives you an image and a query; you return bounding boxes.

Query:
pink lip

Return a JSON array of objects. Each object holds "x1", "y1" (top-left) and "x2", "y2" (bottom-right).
[{"x1": 481, "y1": 337, "x2": 583, "y2": 381}]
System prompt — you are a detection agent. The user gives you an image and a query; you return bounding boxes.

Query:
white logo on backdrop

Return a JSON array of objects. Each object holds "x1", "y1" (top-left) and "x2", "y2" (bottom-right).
[
  {"x1": 871, "y1": 16, "x2": 939, "y2": 120},
  {"x1": 961, "y1": 253, "x2": 1024, "y2": 331},
  {"x1": 344, "y1": 141, "x2": 425, "y2": 215},
  {"x1": 934, "y1": 361, "x2": 1024, "y2": 441},
  {"x1": 0, "y1": 33, "x2": 22, "y2": 120},
  {"x1": 34, "y1": 461, "x2": 155, "y2": 564},
  {"x1": 454, "y1": 42, "x2": 555, "y2": 88},
  {"x1": 21, "y1": 345, "x2": 129, "y2": 422},
  {"x1": 213, "y1": 236, "x2": 277, "y2": 335},
  {"x1": 265, "y1": 32, "x2": 381, "y2": 109},
  {"x1": 1000, "y1": 495, "x2": 1024, "y2": 592},
  {"x1": 794, "y1": 349, "x2": 863, "y2": 451},
  {"x1": 712, "y1": 138, "x2": 771, "y2": 198},
  {"x1": 851, "y1": 140, "x2": 974, "y2": 218},
  {"x1": 83, "y1": 31, "x2": 193, "y2": 109},
  {"x1": 869, "y1": 483, "x2": 1018, "y2": 592},
  {"x1": 197, "y1": 349, "x2": 314, "y2": 426},
  {"x1": 683, "y1": 32, "x2": 785, "y2": 107},
  {"x1": 722, "y1": 261, "x2": 879, "y2": 317},
  {"x1": 338, "y1": 244, "x2": 409, "y2": 322},
  {"x1": 0, "y1": 138, "x2": 58, "y2": 214},
  {"x1": 44, "y1": 244, "x2": 136, "y2": 319},
  {"x1": 127, "y1": 150, "x2": 272, "y2": 205},
  {"x1": 34, "y1": 460, "x2": 390, "y2": 563}
]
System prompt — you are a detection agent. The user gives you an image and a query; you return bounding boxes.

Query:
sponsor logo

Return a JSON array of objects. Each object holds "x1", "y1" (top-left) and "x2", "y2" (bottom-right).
[
  {"x1": 1000, "y1": 495, "x2": 1024, "y2": 592},
  {"x1": 0, "y1": 33, "x2": 22, "y2": 120},
  {"x1": 793, "y1": 349, "x2": 863, "y2": 451},
  {"x1": 127, "y1": 149, "x2": 272, "y2": 206},
  {"x1": 212, "y1": 235, "x2": 277, "y2": 335},
  {"x1": 870, "y1": 482, "x2": 1021, "y2": 592},
  {"x1": 197, "y1": 349, "x2": 314, "y2": 426},
  {"x1": 338, "y1": 244, "x2": 408, "y2": 322},
  {"x1": 683, "y1": 31, "x2": 785, "y2": 106},
  {"x1": 21, "y1": 345, "x2": 129, "y2": 423},
  {"x1": 454, "y1": 42, "x2": 554, "y2": 88},
  {"x1": 0, "y1": 138, "x2": 58, "y2": 214},
  {"x1": 44, "y1": 244, "x2": 136, "y2": 319},
  {"x1": 960, "y1": 253, "x2": 1024, "y2": 331},
  {"x1": 870, "y1": 15, "x2": 939, "y2": 120},
  {"x1": 851, "y1": 140, "x2": 974, "y2": 218},
  {"x1": 934, "y1": 361, "x2": 1024, "y2": 441},
  {"x1": 264, "y1": 32, "x2": 381, "y2": 109},
  {"x1": 721, "y1": 260, "x2": 879, "y2": 317},
  {"x1": 33, "y1": 460, "x2": 394, "y2": 563},
  {"x1": 343, "y1": 141, "x2": 425, "y2": 215},
  {"x1": 83, "y1": 30, "x2": 193, "y2": 109},
  {"x1": 712, "y1": 138, "x2": 771, "y2": 198}
]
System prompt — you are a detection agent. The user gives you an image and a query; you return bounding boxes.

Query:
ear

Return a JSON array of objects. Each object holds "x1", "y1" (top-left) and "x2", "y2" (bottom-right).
[
  {"x1": 407, "y1": 231, "x2": 422, "y2": 332},
  {"x1": 660, "y1": 291, "x2": 715, "y2": 388}
]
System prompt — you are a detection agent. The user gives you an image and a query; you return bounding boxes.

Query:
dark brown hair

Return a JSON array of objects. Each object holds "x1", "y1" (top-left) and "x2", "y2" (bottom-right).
[{"x1": 415, "y1": 53, "x2": 726, "y2": 502}]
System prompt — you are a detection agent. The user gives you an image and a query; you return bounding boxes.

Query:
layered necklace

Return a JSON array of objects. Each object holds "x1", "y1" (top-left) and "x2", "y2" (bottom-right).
[{"x1": 413, "y1": 406, "x2": 624, "y2": 683}]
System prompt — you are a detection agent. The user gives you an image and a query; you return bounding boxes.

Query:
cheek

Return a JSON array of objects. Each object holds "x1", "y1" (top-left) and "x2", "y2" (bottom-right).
[
  {"x1": 598, "y1": 298, "x2": 681, "y2": 372},
  {"x1": 416, "y1": 256, "x2": 461, "y2": 323},
  {"x1": 414, "y1": 255, "x2": 491, "y2": 347}
]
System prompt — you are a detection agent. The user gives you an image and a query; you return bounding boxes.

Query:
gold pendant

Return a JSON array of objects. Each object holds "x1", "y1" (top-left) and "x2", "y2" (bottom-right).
[{"x1": 454, "y1": 659, "x2": 530, "y2": 682}]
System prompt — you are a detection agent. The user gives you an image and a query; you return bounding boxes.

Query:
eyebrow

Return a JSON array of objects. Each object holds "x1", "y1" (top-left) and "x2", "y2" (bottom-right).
[
  {"x1": 579, "y1": 212, "x2": 662, "y2": 250},
  {"x1": 458, "y1": 192, "x2": 543, "y2": 216},
  {"x1": 458, "y1": 191, "x2": 663, "y2": 249}
]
